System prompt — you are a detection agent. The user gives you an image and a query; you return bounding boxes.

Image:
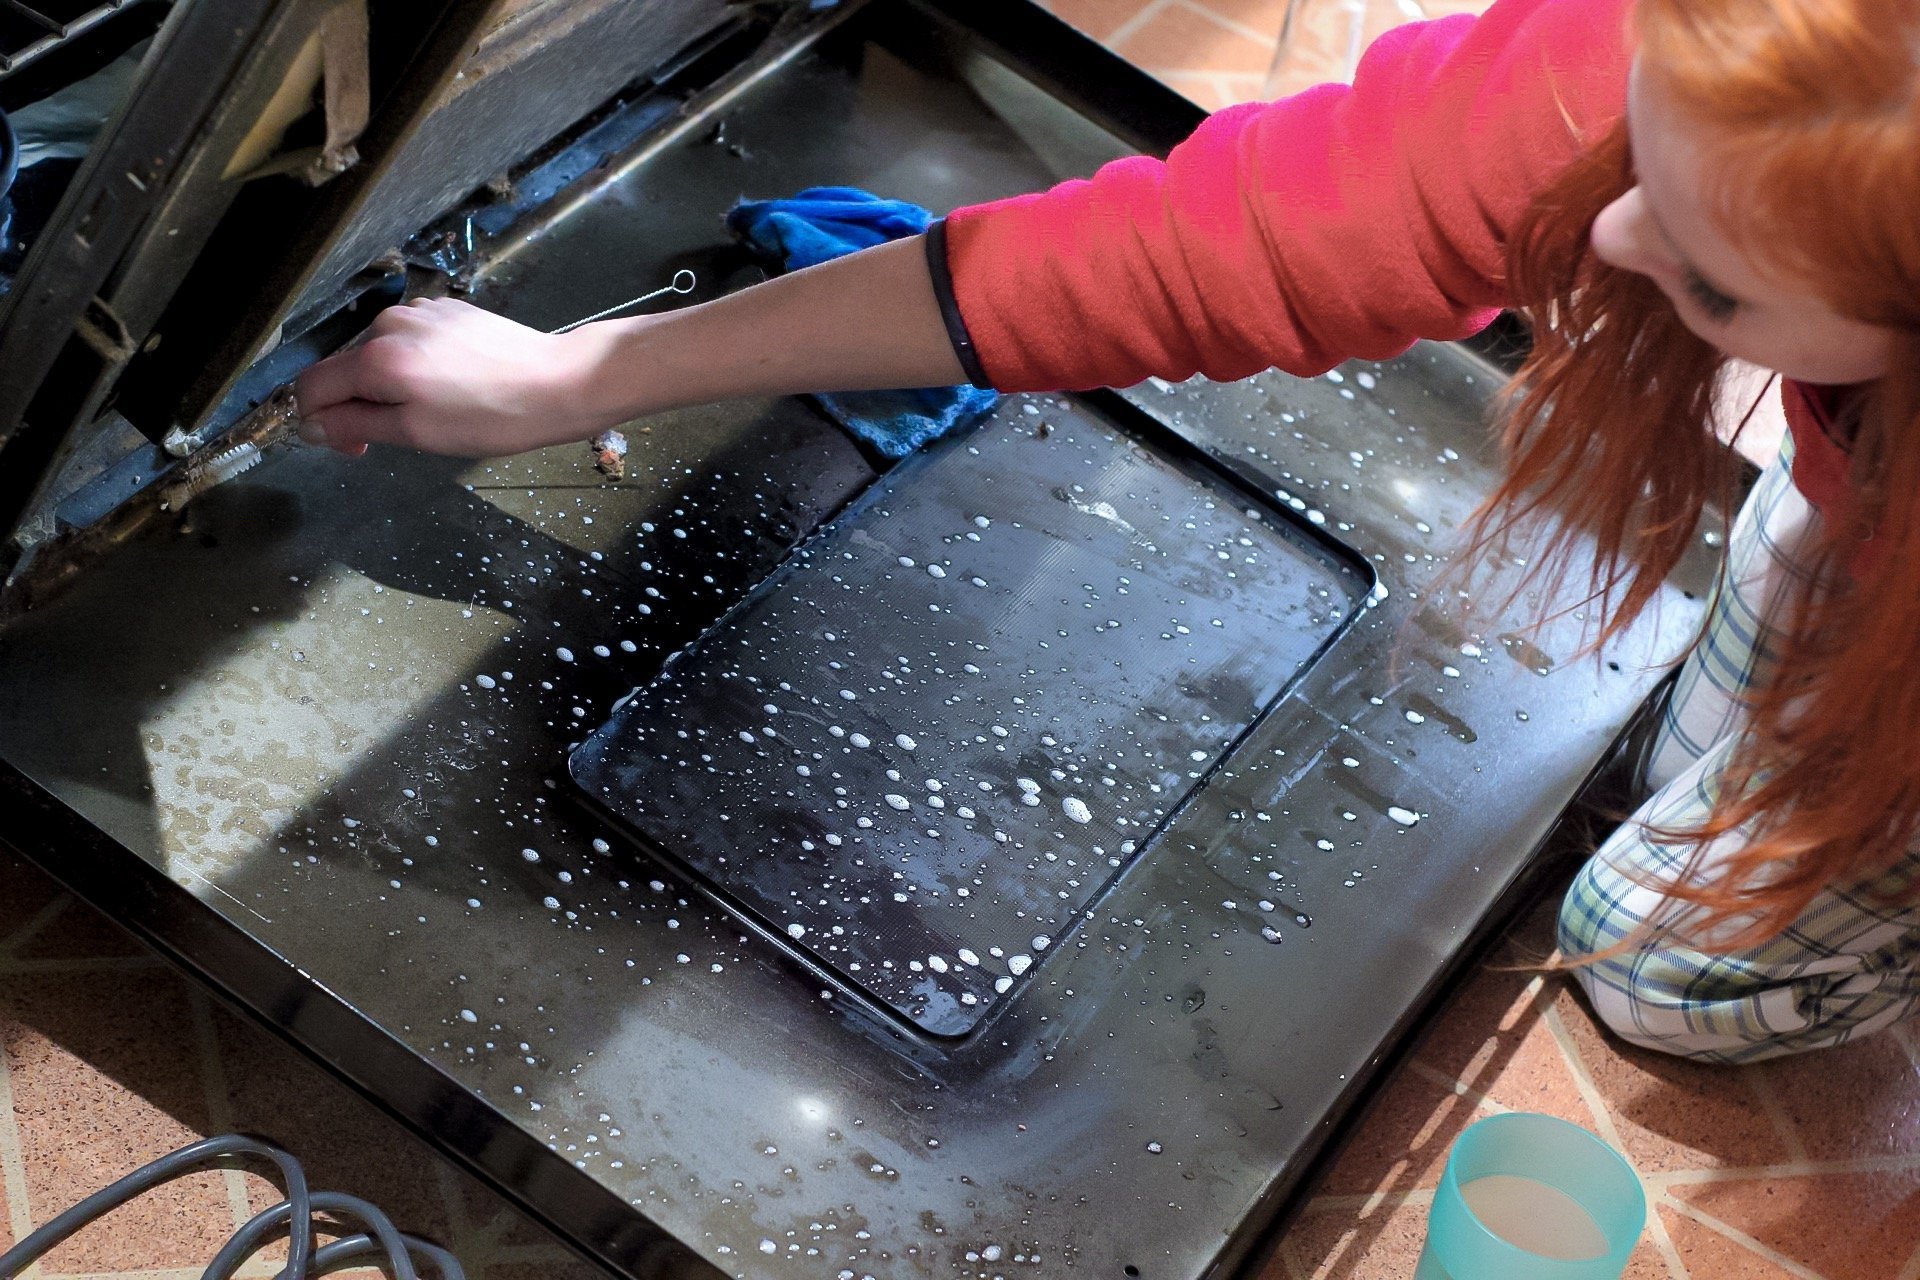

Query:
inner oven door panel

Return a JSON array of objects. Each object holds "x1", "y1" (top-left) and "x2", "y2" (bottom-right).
[{"x1": 0, "y1": 2, "x2": 1716, "y2": 1277}]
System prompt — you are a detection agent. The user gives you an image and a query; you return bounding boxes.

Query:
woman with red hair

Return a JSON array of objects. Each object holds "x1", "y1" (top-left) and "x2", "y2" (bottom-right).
[{"x1": 296, "y1": 0, "x2": 1920, "y2": 1061}]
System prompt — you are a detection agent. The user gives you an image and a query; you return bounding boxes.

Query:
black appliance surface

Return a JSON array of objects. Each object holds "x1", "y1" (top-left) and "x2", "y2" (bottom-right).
[
  {"x1": 0, "y1": 3, "x2": 1719, "y2": 1277},
  {"x1": 573, "y1": 401, "x2": 1368, "y2": 1038}
]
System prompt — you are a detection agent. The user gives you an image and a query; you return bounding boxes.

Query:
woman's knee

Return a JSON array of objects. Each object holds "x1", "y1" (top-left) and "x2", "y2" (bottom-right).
[{"x1": 1554, "y1": 857, "x2": 1915, "y2": 1063}]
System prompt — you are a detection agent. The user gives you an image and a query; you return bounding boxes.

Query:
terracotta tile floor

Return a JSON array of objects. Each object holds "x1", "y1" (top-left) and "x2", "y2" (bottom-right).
[
  {"x1": 2, "y1": 6, "x2": 1915, "y2": 1280},
  {"x1": 7, "y1": 850, "x2": 1918, "y2": 1280}
]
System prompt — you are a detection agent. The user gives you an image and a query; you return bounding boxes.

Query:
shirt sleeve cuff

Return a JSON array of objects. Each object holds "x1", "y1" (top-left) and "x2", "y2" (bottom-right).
[{"x1": 924, "y1": 218, "x2": 993, "y2": 390}]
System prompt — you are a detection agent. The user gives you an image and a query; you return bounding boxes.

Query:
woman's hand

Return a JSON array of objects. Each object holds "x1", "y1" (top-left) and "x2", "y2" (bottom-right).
[
  {"x1": 293, "y1": 297, "x2": 624, "y2": 458},
  {"x1": 292, "y1": 236, "x2": 968, "y2": 459}
]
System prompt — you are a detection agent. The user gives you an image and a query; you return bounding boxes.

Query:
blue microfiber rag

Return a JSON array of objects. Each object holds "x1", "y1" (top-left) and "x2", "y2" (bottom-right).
[{"x1": 725, "y1": 185, "x2": 997, "y2": 460}]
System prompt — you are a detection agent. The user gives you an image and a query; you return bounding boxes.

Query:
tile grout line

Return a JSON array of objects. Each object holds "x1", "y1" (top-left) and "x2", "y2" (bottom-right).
[
  {"x1": 1741, "y1": 1066, "x2": 1809, "y2": 1167},
  {"x1": 1277, "y1": 1230, "x2": 1305, "y2": 1280},
  {"x1": 1281, "y1": 1226, "x2": 1346, "y2": 1280},
  {"x1": 1540, "y1": 1002, "x2": 1692, "y2": 1280},
  {"x1": 1404, "y1": 1059, "x2": 1511, "y2": 1116},
  {"x1": 429, "y1": 1157, "x2": 477, "y2": 1273},
  {"x1": 1284, "y1": 1189, "x2": 1439, "y2": 1280},
  {"x1": 1104, "y1": 0, "x2": 1178, "y2": 51},
  {"x1": 1300, "y1": 1187, "x2": 1432, "y2": 1214},
  {"x1": 1662, "y1": 1198, "x2": 1831, "y2": 1280},
  {"x1": 1645, "y1": 1150, "x2": 1920, "y2": 1185},
  {"x1": 1173, "y1": 0, "x2": 1286, "y2": 49},
  {"x1": 1423, "y1": 972, "x2": 1551, "y2": 1104},
  {"x1": 1206, "y1": 72, "x2": 1250, "y2": 107},
  {"x1": 183, "y1": 987, "x2": 257, "y2": 1238},
  {"x1": 0, "y1": 898, "x2": 71, "y2": 961},
  {"x1": 455, "y1": 1198, "x2": 522, "y2": 1260},
  {"x1": 1896, "y1": 1230, "x2": 1920, "y2": 1280},
  {"x1": 0, "y1": 1018, "x2": 40, "y2": 1280}
]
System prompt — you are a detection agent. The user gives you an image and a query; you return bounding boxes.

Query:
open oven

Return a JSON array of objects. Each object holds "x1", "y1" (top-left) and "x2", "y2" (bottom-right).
[{"x1": 0, "y1": 1, "x2": 1716, "y2": 1276}]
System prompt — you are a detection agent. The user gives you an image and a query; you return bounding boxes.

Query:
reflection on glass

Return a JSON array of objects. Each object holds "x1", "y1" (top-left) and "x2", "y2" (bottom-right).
[{"x1": 1265, "y1": 0, "x2": 1430, "y2": 98}]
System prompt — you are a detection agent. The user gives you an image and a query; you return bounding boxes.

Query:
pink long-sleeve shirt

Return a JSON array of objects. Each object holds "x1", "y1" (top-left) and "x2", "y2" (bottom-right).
[{"x1": 936, "y1": 0, "x2": 1851, "y2": 519}]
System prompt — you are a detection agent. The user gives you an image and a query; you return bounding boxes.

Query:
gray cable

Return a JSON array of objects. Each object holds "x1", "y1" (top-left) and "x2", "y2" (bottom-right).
[
  {"x1": 201, "y1": 1191, "x2": 423, "y2": 1280},
  {"x1": 0, "y1": 1135, "x2": 312, "y2": 1280},
  {"x1": 0, "y1": 1134, "x2": 462, "y2": 1280},
  {"x1": 312, "y1": 1231, "x2": 462, "y2": 1279}
]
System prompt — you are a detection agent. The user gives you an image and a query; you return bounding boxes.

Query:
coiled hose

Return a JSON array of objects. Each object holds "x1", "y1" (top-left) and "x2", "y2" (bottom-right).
[{"x1": 0, "y1": 1133, "x2": 465, "y2": 1280}]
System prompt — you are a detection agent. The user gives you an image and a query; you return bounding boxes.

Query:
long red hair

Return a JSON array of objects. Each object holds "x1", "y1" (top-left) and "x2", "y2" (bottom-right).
[{"x1": 1484, "y1": 0, "x2": 1920, "y2": 947}]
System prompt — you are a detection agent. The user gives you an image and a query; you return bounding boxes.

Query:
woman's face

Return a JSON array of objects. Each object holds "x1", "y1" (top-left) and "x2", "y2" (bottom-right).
[{"x1": 1589, "y1": 60, "x2": 1897, "y2": 385}]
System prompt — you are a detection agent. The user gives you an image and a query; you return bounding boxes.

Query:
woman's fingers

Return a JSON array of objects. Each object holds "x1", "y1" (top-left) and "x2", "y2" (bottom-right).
[
  {"x1": 298, "y1": 398, "x2": 402, "y2": 453},
  {"x1": 288, "y1": 297, "x2": 603, "y2": 457},
  {"x1": 294, "y1": 342, "x2": 389, "y2": 417}
]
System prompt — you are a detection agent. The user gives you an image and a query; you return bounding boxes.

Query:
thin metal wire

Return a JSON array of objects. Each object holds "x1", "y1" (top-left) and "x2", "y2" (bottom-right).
[{"x1": 549, "y1": 268, "x2": 696, "y2": 334}]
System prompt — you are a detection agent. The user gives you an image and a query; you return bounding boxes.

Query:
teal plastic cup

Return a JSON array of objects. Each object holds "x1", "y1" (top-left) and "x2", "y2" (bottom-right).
[{"x1": 1415, "y1": 1112, "x2": 1646, "y2": 1279}]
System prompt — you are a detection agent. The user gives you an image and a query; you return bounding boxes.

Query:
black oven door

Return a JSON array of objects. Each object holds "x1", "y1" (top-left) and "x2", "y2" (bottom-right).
[{"x1": 0, "y1": 2, "x2": 1716, "y2": 1277}]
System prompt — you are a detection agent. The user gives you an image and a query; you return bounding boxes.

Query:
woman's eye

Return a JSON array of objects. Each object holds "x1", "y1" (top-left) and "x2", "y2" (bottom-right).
[{"x1": 1684, "y1": 271, "x2": 1739, "y2": 322}]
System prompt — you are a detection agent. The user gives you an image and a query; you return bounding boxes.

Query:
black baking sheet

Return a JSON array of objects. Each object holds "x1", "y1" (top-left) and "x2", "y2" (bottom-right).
[{"x1": 571, "y1": 398, "x2": 1370, "y2": 1036}]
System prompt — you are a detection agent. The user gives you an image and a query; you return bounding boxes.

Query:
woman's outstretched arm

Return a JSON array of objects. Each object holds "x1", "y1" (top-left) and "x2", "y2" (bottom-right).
[{"x1": 294, "y1": 235, "x2": 963, "y2": 456}]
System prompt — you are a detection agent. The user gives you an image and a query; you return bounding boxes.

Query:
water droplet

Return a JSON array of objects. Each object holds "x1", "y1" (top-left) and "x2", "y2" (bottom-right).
[
  {"x1": 1062, "y1": 797, "x2": 1092, "y2": 824},
  {"x1": 884, "y1": 794, "x2": 911, "y2": 811},
  {"x1": 1387, "y1": 806, "x2": 1420, "y2": 827}
]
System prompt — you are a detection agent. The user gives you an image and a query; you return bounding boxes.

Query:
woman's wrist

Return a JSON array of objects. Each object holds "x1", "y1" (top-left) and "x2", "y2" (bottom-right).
[
  {"x1": 553, "y1": 317, "x2": 667, "y2": 438},
  {"x1": 544, "y1": 237, "x2": 968, "y2": 450}
]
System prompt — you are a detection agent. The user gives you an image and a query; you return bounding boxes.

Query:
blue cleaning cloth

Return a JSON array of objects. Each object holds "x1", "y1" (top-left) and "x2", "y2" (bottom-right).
[{"x1": 725, "y1": 186, "x2": 997, "y2": 460}]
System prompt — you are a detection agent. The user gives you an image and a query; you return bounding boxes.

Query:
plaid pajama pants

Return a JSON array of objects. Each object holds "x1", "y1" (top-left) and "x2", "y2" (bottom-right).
[{"x1": 1558, "y1": 432, "x2": 1920, "y2": 1062}]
